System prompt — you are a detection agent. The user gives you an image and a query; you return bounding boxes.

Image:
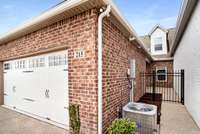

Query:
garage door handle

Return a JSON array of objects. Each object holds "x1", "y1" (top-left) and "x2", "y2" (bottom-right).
[
  {"x1": 4, "y1": 93, "x2": 8, "y2": 96},
  {"x1": 23, "y1": 71, "x2": 34, "y2": 73},
  {"x1": 64, "y1": 107, "x2": 69, "y2": 109},
  {"x1": 45, "y1": 89, "x2": 50, "y2": 98},
  {"x1": 63, "y1": 69, "x2": 68, "y2": 71},
  {"x1": 24, "y1": 98, "x2": 35, "y2": 102},
  {"x1": 12, "y1": 86, "x2": 16, "y2": 92}
]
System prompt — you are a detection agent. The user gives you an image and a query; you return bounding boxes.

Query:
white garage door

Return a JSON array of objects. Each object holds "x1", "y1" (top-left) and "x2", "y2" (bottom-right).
[{"x1": 3, "y1": 50, "x2": 69, "y2": 128}]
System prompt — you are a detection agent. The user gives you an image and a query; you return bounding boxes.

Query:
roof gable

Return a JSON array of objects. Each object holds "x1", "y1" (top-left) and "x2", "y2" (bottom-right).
[{"x1": 148, "y1": 24, "x2": 168, "y2": 35}]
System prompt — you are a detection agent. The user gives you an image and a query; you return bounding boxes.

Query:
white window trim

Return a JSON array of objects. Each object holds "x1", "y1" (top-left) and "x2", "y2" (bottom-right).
[{"x1": 156, "y1": 67, "x2": 167, "y2": 82}]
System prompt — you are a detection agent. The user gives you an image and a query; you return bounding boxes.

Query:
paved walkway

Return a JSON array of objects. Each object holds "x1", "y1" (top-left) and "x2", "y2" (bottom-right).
[
  {"x1": 0, "y1": 107, "x2": 69, "y2": 134},
  {"x1": 160, "y1": 102, "x2": 200, "y2": 134}
]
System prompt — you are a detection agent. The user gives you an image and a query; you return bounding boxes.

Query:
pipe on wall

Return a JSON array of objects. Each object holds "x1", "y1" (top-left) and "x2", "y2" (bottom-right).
[{"x1": 98, "y1": 5, "x2": 111, "y2": 134}]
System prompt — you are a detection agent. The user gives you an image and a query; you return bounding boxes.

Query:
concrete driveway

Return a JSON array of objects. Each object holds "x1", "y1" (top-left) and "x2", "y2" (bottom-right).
[
  {"x1": 0, "y1": 107, "x2": 69, "y2": 134},
  {"x1": 160, "y1": 102, "x2": 200, "y2": 134}
]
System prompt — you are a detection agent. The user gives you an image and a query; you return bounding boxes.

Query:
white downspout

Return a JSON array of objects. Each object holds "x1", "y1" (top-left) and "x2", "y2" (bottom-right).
[{"x1": 98, "y1": 5, "x2": 111, "y2": 134}]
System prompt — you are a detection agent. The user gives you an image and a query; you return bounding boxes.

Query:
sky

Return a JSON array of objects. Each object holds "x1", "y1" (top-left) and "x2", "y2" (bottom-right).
[
  {"x1": 0, "y1": 0, "x2": 181, "y2": 36},
  {"x1": 0, "y1": 0, "x2": 63, "y2": 35},
  {"x1": 114, "y1": 0, "x2": 181, "y2": 35}
]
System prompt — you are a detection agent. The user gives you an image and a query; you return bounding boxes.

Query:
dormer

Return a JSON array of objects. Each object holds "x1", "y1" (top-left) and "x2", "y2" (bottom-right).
[{"x1": 149, "y1": 25, "x2": 168, "y2": 55}]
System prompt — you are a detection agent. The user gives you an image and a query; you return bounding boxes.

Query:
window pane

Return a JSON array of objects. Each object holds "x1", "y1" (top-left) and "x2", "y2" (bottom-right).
[
  {"x1": 48, "y1": 54, "x2": 67, "y2": 67},
  {"x1": 157, "y1": 69, "x2": 166, "y2": 81},
  {"x1": 157, "y1": 69, "x2": 166, "y2": 74},
  {"x1": 4, "y1": 63, "x2": 11, "y2": 70},
  {"x1": 154, "y1": 37, "x2": 163, "y2": 51},
  {"x1": 154, "y1": 37, "x2": 162, "y2": 44},
  {"x1": 158, "y1": 74, "x2": 166, "y2": 80},
  {"x1": 29, "y1": 58, "x2": 45, "y2": 68},
  {"x1": 155, "y1": 44, "x2": 162, "y2": 51}
]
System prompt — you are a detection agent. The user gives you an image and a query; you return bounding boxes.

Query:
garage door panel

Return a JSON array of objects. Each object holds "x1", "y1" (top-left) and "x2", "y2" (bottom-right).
[
  {"x1": 3, "y1": 50, "x2": 69, "y2": 127},
  {"x1": 22, "y1": 71, "x2": 45, "y2": 101},
  {"x1": 45, "y1": 72, "x2": 68, "y2": 102},
  {"x1": 4, "y1": 95, "x2": 15, "y2": 107},
  {"x1": 48, "y1": 100, "x2": 69, "y2": 125},
  {"x1": 4, "y1": 70, "x2": 19, "y2": 107},
  {"x1": 43, "y1": 55, "x2": 68, "y2": 125},
  {"x1": 17, "y1": 98, "x2": 36, "y2": 114}
]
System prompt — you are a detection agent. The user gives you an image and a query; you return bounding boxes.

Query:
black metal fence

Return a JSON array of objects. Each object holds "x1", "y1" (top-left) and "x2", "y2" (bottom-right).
[{"x1": 140, "y1": 70, "x2": 184, "y2": 104}]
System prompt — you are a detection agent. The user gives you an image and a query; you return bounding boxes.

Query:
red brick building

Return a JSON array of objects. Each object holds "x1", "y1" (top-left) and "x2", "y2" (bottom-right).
[{"x1": 0, "y1": 0, "x2": 152, "y2": 134}]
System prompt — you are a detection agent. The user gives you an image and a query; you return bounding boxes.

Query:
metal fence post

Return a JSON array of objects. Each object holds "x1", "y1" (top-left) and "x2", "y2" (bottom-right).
[
  {"x1": 181, "y1": 69, "x2": 185, "y2": 105},
  {"x1": 153, "y1": 70, "x2": 156, "y2": 101}
]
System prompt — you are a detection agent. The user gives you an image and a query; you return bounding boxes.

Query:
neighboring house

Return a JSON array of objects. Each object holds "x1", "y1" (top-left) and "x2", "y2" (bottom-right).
[
  {"x1": 0, "y1": 0, "x2": 152, "y2": 134},
  {"x1": 170, "y1": 0, "x2": 200, "y2": 128},
  {"x1": 141, "y1": 25, "x2": 175, "y2": 86}
]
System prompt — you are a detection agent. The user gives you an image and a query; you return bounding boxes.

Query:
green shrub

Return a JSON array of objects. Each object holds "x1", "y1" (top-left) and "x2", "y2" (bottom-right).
[
  {"x1": 69, "y1": 104, "x2": 81, "y2": 134},
  {"x1": 109, "y1": 118, "x2": 136, "y2": 134}
]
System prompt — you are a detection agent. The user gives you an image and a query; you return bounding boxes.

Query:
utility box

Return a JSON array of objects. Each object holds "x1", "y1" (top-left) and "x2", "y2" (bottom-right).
[{"x1": 129, "y1": 59, "x2": 136, "y2": 78}]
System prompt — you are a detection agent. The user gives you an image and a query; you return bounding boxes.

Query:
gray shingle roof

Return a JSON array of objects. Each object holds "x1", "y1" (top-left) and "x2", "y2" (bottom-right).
[
  {"x1": 167, "y1": 28, "x2": 176, "y2": 51},
  {"x1": 140, "y1": 35, "x2": 151, "y2": 52}
]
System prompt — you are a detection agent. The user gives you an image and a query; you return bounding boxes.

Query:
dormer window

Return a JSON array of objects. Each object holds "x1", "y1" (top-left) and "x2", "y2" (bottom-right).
[{"x1": 154, "y1": 37, "x2": 163, "y2": 51}]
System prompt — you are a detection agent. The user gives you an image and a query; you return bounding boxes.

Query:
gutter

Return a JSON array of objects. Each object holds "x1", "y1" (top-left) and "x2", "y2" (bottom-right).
[
  {"x1": 98, "y1": 5, "x2": 111, "y2": 134},
  {"x1": 170, "y1": 0, "x2": 198, "y2": 56}
]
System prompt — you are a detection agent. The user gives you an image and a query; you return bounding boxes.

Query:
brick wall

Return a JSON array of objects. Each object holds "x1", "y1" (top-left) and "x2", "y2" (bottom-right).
[
  {"x1": 102, "y1": 18, "x2": 148, "y2": 133},
  {"x1": 149, "y1": 60, "x2": 173, "y2": 73},
  {"x1": 0, "y1": 9, "x2": 98, "y2": 134},
  {"x1": 148, "y1": 60, "x2": 174, "y2": 87}
]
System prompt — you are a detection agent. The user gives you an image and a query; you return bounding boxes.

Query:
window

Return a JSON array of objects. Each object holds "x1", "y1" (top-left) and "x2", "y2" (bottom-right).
[
  {"x1": 48, "y1": 54, "x2": 67, "y2": 67},
  {"x1": 15, "y1": 60, "x2": 26, "y2": 69},
  {"x1": 29, "y1": 58, "x2": 45, "y2": 68},
  {"x1": 154, "y1": 37, "x2": 163, "y2": 51},
  {"x1": 19, "y1": 60, "x2": 25, "y2": 69},
  {"x1": 156, "y1": 67, "x2": 167, "y2": 81},
  {"x1": 4, "y1": 63, "x2": 11, "y2": 70}
]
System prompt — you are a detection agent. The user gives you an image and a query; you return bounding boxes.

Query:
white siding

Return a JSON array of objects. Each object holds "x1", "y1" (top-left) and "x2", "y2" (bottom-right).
[
  {"x1": 174, "y1": 1, "x2": 200, "y2": 128},
  {"x1": 150, "y1": 28, "x2": 168, "y2": 55}
]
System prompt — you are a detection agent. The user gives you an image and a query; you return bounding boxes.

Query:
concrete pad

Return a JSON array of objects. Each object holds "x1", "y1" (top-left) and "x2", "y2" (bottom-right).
[
  {"x1": 160, "y1": 102, "x2": 200, "y2": 134},
  {"x1": 0, "y1": 107, "x2": 69, "y2": 134}
]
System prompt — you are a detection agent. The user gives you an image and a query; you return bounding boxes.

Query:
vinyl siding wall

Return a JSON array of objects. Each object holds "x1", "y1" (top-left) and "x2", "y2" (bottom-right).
[{"x1": 173, "y1": 1, "x2": 200, "y2": 128}]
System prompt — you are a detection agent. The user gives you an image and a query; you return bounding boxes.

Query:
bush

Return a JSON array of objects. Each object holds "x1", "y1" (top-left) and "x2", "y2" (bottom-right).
[
  {"x1": 69, "y1": 104, "x2": 81, "y2": 134},
  {"x1": 109, "y1": 118, "x2": 136, "y2": 134}
]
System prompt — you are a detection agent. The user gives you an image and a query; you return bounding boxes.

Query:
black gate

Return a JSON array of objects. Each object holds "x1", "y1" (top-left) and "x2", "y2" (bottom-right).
[{"x1": 140, "y1": 70, "x2": 184, "y2": 104}]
